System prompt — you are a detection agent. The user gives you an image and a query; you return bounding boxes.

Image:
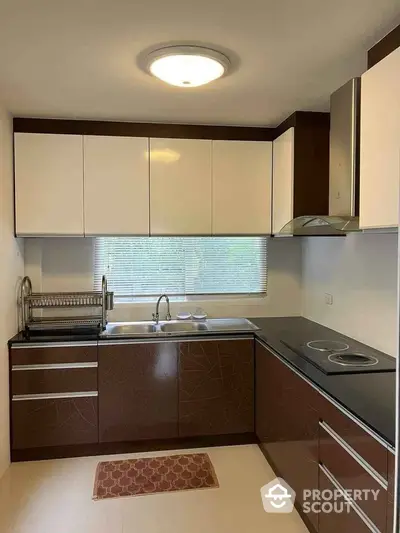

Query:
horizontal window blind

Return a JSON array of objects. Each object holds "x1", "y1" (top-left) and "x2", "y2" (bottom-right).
[{"x1": 94, "y1": 237, "x2": 267, "y2": 298}]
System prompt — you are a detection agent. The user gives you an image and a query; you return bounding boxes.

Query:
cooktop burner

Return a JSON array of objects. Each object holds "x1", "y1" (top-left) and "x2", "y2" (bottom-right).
[
  {"x1": 306, "y1": 340, "x2": 349, "y2": 352},
  {"x1": 328, "y1": 352, "x2": 378, "y2": 367},
  {"x1": 281, "y1": 337, "x2": 395, "y2": 375}
]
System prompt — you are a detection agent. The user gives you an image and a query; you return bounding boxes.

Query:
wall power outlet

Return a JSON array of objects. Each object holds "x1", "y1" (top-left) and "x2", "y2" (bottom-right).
[{"x1": 324, "y1": 293, "x2": 333, "y2": 305}]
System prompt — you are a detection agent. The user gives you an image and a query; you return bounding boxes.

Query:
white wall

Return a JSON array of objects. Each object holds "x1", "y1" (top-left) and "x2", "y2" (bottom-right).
[
  {"x1": 24, "y1": 237, "x2": 303, "y2": 320},
  {"x1": 302, "y1": 233, "x2": 398, "y2": 356},
  {"x1": 0, "y1": 108, "x2": 24, "y2": 477}
]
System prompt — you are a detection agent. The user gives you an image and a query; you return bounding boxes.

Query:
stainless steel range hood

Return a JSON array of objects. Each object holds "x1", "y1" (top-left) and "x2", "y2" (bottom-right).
[{"x1": 279, "y1": 78, "x2": 361, "y2": 237}]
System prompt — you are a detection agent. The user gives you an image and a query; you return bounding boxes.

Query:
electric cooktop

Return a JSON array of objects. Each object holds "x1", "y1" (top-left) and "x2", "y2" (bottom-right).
[{"x1": 281, "y1": 337, "x2": 396, "y2": 375}]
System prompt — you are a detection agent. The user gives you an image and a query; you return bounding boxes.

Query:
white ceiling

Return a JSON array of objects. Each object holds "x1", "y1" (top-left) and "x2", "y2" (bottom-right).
[{"x1": 0, "y1": 0, "x2": 399, "y2": 126}]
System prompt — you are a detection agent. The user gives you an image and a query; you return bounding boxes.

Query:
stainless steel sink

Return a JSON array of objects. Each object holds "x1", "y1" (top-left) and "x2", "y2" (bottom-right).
[
  {"x1": 102, "y1": 318, "x2": 259, "y2": 338},
  {"x1": 160, "y1": 321, "x2": 208, "y2": 333},
  {"x1": 105, "y1": 322, "x2": 157, "y2": 336}
]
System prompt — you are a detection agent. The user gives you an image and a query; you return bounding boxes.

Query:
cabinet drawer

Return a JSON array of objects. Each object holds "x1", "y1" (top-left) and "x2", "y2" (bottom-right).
[
  {"x1": 11, "y1": 344, "x2": 98, "y2": 365},
  {"x1": 320, "y1": 423, "x2": 387, "y2": 532},
  {"x1": 319, "y1": 464, "x2": 379, "y2": 533},
  {"x1": 12, "y1": 395, "x2": 98, "y2": 449},
  {"x1": 319, "y1": 396, "x2": 388, "y2": 481},
  {"x1": 11, "y1": 364, "x2": 98, "y2": 395}
]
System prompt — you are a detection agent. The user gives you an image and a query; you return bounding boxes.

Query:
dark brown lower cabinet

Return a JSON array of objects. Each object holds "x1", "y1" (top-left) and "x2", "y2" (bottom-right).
[
  {"x1": 256, "y1": 339, "x2": 393, "y2": 533},
  {"x1": 256, "y1": 341, "x2": 320, "y2": 532},
  {"x1": 387, "y1": 451, "x2": 395, "y2": 532},
  {"x1": 179, "y1": 339, "x2": 254, "y2": 437},
  {"x1": 319, "y1": 425, "x2": 387, "y2": 532},
  {"x1": 318, "y1": 466, "x2": 372, "y2": 533},
  {"x1": 98, "y1": 342, "x2": 179, "y2": 442},
  {"x1": 10, "y1": 344, "x2": 99, "y2": 450},
  {"x1": 12, "y1": 396, "x2": 98, "y2": 449}
]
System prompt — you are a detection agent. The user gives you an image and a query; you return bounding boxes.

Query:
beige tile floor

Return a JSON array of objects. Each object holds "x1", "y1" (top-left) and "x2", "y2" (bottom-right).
[{"x1": 0, "y1": 444, "x2": 309, "y2": 533}]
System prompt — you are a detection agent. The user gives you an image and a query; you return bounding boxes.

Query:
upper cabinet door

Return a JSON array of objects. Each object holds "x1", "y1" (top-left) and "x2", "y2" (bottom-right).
[
  {"x1": 84, "y1": 136, "x2": 149, "y2": 235},
  {"x1": 212, "y1": 141, "x2": 272, "y2": 234},
  {"x1": 150, "y1": 138, "x2": 212, "y2": 235},
  {"x1": 14, "y1": 133, "x2": 84, "y2": 236},
  {"x1": 360, "y1": 47, "x2": 400, "y2": 229},
  {"x1": 272, "y1": 128, "x2": 295, "y2": 234}
]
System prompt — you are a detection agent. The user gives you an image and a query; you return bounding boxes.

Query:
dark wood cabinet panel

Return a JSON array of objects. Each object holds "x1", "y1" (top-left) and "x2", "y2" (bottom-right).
[
  {"x1": 318, "y1": 467, "x2": 372, "y2": 533},
  {"x1": 178, "y1": 339, "x2": 254, "y2": 437},
  {"x1": 319, "y1": 425, "x2": 387, "y2": 532},
  {"x1": 387, "y1": 451, "x2": 395, "y2": 532},
  {"x1": 255, "y1": 341, "x2": 319, "y2": 531},
  {"x1": 12, "y1": 367, "x2": 97, "y2": 395},
  {"x1": 11, "y1": 344, "x2": 98, "y2": 365},
  {"x1": 12, "y1": 397, "x2": 98, "y2": 449},
  {"x1": 98, "y1": 342, "x2": 178, "y2": 442}
]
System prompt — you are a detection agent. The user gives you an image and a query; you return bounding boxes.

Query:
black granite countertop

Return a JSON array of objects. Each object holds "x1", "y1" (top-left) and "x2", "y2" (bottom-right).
[
  {"x1": 8, "y1": 331, "x2": 99, "y2": 345},
  {"x1": 251, "y1": 317, "x2": 396, "y2": 448},
  {"x1": 9, "y1": 316, "x2": 396, "y2": 448}
]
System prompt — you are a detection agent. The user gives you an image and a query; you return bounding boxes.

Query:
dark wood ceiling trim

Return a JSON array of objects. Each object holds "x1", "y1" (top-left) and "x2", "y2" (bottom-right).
[
  {"x1": 368, "y1": 24, "x2": 400, "y2": 69},
  {"x1": 273, "y1": 112, "x2": 297, "y2": 139},
  {"x1": 273, "y1": 111, "x2": 330, "y2": 139},
  {"x1": 13, "y1": 118, "x2": 275, "y2": 141}
]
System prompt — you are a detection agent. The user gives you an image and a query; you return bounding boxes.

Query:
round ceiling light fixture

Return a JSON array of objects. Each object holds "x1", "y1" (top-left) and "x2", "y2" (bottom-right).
[{"x1": 145, "y1": 45, "x2": 230, "y2": 88}]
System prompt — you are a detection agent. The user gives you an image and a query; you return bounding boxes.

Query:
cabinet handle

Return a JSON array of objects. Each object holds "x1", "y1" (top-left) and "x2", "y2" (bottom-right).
[
  {"x1": 12, "y1": 342, "x2": 97, "y2": 349},
  {"x1": 319, "y1": 463, "x2": 380, "y2": 533},
  {"x1": 12, "y1": 362, "x2": 98, "y2": 371},
  {"x1": 12, "y1": 391, "x2": 98, "y2": 401},
  {"x1": 319, "y1": 420, "x2": 388, "y2": 490}
]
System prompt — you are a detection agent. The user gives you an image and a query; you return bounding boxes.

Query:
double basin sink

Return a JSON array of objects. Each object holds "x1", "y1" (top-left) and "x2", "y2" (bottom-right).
[{"x1": 102, "y1": 318, "x2": 259, "y2": 338}]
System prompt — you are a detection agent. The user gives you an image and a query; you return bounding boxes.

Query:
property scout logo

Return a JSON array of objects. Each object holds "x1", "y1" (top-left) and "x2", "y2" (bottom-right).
[{"x1": 260, "y1": 477, "x2": 380, "y2": 515}]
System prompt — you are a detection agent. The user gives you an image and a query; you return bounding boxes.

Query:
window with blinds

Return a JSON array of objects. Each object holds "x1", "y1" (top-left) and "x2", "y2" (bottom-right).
[{"x1": 94, "y1": 237, "x2": 267, "y2": 300}]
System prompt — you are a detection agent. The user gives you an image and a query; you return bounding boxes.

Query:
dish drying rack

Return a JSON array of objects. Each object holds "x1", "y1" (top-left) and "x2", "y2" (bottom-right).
[{"x1": 20, "y1": 275, "x2": 114, "y2": 334}]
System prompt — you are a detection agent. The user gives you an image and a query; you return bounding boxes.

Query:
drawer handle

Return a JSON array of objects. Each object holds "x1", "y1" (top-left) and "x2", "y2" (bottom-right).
[
  {"x1": 319, "y1": 463, "x2": 380, "y2": 533},
  {"x1": 319, "y1": 420, "x2": 388, "y2": 490},
  {"x1": 12, "y1": 391, "x2": 98, "y2": 401},
  {"x1": 12, "y1": 342, "x2": 97, "y2": 349},
  {"x1": 12, "y1": 362, "x2": 98, "y2": 371}
]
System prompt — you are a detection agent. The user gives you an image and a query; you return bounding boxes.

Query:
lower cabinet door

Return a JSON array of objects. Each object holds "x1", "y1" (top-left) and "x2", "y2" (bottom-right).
[
  {"x1": 319, "y1": 465, "x2": 375, "y2": 533},
  {"x1": 255, "y1": 341, "x2": 319, "y2": 531},
  {"x1": 98, "y1": 343, "x2": 179, "y2": 442},
  {"x1": 387, "y1": 451, "x2": 395, "y2": 532},
  {"x1": 12, "y1": 396, "x2": 98, "y2": 449},
  {"x1": 178, "y1": 339, "x2": 254, "y2": 437}
]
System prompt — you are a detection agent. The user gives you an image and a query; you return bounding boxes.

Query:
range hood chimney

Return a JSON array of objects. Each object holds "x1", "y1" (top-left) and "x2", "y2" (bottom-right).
[{"x1": 279, "y1": 78, "x2": 361, "y2": 236}]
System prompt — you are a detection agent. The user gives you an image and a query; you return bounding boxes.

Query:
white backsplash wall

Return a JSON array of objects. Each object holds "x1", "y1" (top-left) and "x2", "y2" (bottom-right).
[
  {"x1": 24, "y1": 237, "x2": 303, "y2": 319},
  {"x1": 302, "y1": 233, "x2": 398, "y2": 356}
]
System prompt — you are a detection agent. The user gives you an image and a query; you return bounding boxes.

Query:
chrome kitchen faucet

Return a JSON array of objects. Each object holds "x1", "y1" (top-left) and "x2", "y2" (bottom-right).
[{"x1": 152, "y1": 294, "x2": 172, "y2": 324}]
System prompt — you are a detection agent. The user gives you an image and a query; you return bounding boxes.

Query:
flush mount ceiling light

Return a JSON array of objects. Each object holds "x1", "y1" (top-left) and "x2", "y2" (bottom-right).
[{"x1": 145, "y1": 46, "x2": 230, "y2": 88}]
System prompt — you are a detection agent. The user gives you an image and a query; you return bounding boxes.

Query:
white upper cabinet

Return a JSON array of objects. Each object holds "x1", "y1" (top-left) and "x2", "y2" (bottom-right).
[
  {"x1": 84, "y1": 136, "x2": 149, "y2": 235},
  {"x1": 360, "y1": 47, "x2": 400, "y2": 229},
  {"x1": 212, "y1": 140, "x2": 272, "y2": 234},
  {"x1": 272, "y1": 128, "x2": 295, "y2": 234},
  {"x1": 14, "y1": 133, "x2": 84, "y2": 236},
  {"x1": 150, "y1": 138, "x2": 212, "y2": 235}
]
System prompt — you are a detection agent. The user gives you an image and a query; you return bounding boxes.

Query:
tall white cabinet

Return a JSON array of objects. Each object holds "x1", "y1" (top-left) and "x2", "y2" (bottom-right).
[
  {"x1": 84, "y1": 136, "x2": 149, "y2": 235},
  {"x1": 149, "y1": 138, "x2": 212, "y2": 235},
  {"x1": 212, "y1": 140, "x2": 272, "y2": 234},
  {"x1": 272, "y1": 128, "x2": 295, "y2": 234},
  {"x1": 14, "y1": 133, "x2": 84, "y2": 236},
  {"x1": 360, "y1": 46, "x2": 400, "y2": 229}
]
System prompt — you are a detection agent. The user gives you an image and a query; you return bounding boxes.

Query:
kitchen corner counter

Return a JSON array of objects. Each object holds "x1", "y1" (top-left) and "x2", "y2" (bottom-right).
[
  {"x1": 8, "y1": 316, "x2": 396, "y2": 448},
  {"x1": 251, "y1": 316, "x2": 396, "y2": 448}
]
